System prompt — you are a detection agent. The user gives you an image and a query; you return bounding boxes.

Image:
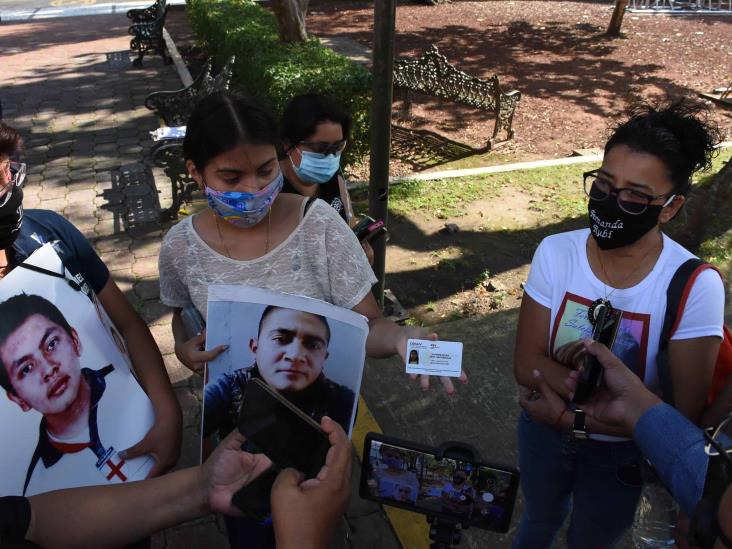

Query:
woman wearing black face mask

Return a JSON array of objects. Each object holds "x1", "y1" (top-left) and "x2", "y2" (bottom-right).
[
  {"x1": 0, "y1": 123, "x2": 182, "y2": 489},
  {"x1": 511, "y1": 100, "x2": 725, "y2": 549}
]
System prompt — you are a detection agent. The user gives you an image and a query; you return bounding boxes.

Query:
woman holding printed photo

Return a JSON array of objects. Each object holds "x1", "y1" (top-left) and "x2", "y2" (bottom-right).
[
  {"x1": 159, "y1": 91, "x2": 467, "y2": 394},
  {"x1": 158, "y1": 91, "x2": 467, "y2": 549}
]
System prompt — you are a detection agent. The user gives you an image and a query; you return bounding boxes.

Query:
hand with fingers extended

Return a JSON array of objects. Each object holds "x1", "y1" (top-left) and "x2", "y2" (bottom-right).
[
  {"x1": 271, "y1": 416, "x2": 352, "y2": 549},
  {"x1": 119, "y1": 395, "x2": 182, "y2": 477},
  {"x1": 565, "y1": 339, "x2": 660, "y2": 429},
  {"x1": 202, "y1": 429, "x2": 273, "y2": 515},
  {"x1": 399, "y1": 326, "x2": 468, "y2": 395},
  {"x1": 174, "y1": 330, "x2": 228, "y2": 375}
]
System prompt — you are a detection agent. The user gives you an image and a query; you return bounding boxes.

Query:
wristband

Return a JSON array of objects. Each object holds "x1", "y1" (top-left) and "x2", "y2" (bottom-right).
[{"x1": 554, "y1": 408, "x2": 569, "y2": 430}]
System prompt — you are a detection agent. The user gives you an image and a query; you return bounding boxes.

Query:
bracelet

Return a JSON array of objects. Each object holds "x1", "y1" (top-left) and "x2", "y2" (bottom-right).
[{"x1": 554, "y1": 408, "x2": 569, "y2": 430}]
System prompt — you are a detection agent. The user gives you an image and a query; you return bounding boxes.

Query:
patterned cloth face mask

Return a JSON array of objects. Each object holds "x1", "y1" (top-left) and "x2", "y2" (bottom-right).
[{"x1": 205, "y1": 172, "x2": 283, "y2": 228}]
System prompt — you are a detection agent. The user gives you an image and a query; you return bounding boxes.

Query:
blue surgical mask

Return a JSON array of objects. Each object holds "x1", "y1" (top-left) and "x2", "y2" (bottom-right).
[
  {"x1": 290, "y1": 149, "x2": 340, "y2": 185},
  {"x1": 205, "y1": 172, "x2": 283, "y2": 228}
]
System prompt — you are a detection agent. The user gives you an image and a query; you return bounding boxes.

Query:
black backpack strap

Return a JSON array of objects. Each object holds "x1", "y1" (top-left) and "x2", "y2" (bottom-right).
[{"x1": 657, "y1": 258, "x2": 708, "y2": 405}]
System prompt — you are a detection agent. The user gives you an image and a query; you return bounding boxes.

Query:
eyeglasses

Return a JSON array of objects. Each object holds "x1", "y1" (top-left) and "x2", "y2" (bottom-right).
[
  {"x1": 583, "y1": 170, "x2": 675, "y2": 215},
  {"x1": 298, "y1": 139, "x2": 347, "y2": 156},
  {"x1": 0, "y1": 160, "x2": 26, "y2": 190}
]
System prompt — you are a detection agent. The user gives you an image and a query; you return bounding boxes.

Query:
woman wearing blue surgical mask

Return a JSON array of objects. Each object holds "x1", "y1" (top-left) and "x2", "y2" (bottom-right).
[
  {"x1": 279, "y1": 94, "x2": 374, "y2": 264},
  {"x1": 161, "y1": 90, "x2": 467, "y2": 549}
]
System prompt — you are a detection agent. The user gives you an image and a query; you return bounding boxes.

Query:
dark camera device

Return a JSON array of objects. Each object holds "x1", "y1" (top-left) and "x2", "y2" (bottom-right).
[
  {"x1": 237, "y1": 378, "x2": 330, "y2": 479},
  {"x1": 572, "y1": 303, "x2": 622, "y2": 404},
  {"x1": 353, "y1": 216, "x2": 387, "y2": 243},
  {"x1": 360, "y1": 433, "x2": 519, "y2": 534}
]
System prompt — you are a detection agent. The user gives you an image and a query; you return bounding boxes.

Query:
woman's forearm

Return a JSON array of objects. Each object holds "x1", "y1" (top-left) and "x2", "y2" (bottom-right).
[
  {"x1": 26, "y1": 467, "x2": 206, "y2": 549},
  {"x1": 365, "y1": 317, "x2": 403, "y2": 358}
]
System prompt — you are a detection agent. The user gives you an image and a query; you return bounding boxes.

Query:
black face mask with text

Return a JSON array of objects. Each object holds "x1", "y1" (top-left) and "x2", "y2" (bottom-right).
[
  {"x1": 0, "y1": 186, "x2": 24, "y2": 250},
  {"x1": 588, "y1": 197, "x2": 662, "y2": 250}
]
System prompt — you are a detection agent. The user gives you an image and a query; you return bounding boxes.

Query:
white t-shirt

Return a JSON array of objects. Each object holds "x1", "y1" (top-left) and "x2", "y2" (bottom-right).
[
  {"x1": 159, "y1": 198, "x2": 377, "y2": 317},
  {"x1": 525, "y1": 229, "x2": 724, "y2": 438}
]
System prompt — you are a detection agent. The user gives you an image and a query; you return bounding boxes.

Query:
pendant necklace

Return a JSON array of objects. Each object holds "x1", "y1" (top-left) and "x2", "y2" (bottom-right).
[
  {"x1": 214, "y1": 208, "x2": 271, "y2": 260},
  {"x1": 588, "y1": 240, "x2": 659, "y2": 327}
]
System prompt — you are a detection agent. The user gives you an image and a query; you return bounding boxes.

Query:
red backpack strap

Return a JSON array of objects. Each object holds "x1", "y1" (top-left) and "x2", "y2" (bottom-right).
[{"x1": 657, "y1": 258, "x2": 716, "y2": 405}]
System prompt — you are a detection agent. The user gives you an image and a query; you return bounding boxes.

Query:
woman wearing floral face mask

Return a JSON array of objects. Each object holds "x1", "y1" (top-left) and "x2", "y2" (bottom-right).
[
  {"x1": 160, "y1": 91, "x2": 467, "y2": 387},
  {"x1": 511, "y1": 100, "x2": 725, "y2": 548},
  {"x1": 279, "y1": 93, "x2": 374, "y2": 264},
  {"x1": 160, "y1": 90, "x2": 467, "y2": 548}
]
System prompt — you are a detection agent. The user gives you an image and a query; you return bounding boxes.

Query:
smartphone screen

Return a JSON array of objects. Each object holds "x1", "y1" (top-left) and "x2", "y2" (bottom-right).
[
  {"x1": 360, "y1": 434, "x2": 519, "y2": 532},
  {"x1": 237, "y1": 378, "x2": 330, "y2": 479}
]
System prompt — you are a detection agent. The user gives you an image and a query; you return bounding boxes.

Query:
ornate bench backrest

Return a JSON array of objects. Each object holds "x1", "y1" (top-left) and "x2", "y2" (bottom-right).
[
  {"x1": 393, "y1": 45, "x2": 500, "y2": 112},
  {"x1": 212, "y1": 55, "x2": 236, "y2": 92}
]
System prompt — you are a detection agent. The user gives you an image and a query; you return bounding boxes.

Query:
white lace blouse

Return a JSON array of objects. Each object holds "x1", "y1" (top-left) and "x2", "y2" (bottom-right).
[{"x1": 158, "y1": 198, "x2": 377, "y2": 317}]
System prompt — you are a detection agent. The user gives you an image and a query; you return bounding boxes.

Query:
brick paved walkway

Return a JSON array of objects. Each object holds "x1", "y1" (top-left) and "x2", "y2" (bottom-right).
[{"x1": 1, "y1": 11, "x2": 229, "y2": 547}]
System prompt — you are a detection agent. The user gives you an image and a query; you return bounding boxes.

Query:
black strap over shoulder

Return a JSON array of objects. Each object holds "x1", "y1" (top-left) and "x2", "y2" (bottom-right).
[
  {"x1": 657, "y1": 258, "x2": 707, "y2": 405},
  {"x1": 14, "y1": 262, "x2": 82, "y2": 292},
  {"x1": 303, "y1": 195, "x2": 317, "y2": 216}
]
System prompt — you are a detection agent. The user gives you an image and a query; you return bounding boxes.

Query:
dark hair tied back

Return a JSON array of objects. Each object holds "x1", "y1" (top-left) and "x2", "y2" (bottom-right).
[
  {"x1": 605, "y1": 99, "x2": 720, "y2": 195},
  {"x1": 280, "y1": 93, "x2": 352, "y2": 148},
  {"x1": 183, "y1": 91, "x2": 279, "y2": 171}
]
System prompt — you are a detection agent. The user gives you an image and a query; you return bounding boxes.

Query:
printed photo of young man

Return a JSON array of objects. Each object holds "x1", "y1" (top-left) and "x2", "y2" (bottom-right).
[
  {"x1": 0, "y1": 294, "x2": 153, "y2": 496},
  {"x1": 204, "y1": 306, "x2": 356, "y2": 440}
]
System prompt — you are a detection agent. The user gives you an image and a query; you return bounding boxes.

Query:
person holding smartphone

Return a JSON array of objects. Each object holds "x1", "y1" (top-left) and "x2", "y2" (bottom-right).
[
  {"x1": 512, "y1": 100, "x2": 724, "y2": 548},
  {"x1": 1, "y1": 417, "x2": 353, "y2": 549},
  {"x1": 159, "y1": 91, "x2": 467, "y2": 549}
]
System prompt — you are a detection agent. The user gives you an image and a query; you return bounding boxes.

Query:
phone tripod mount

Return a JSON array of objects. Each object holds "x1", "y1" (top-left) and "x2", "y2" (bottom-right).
[{"x1": 426, "y1": 441, "x2": 482, "y2": 549}]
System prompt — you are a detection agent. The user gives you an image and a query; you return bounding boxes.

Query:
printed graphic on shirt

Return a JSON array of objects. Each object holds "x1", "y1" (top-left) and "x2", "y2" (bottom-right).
[{"x1": 550, "y1": 292, "x2": 650, "y2": 378}]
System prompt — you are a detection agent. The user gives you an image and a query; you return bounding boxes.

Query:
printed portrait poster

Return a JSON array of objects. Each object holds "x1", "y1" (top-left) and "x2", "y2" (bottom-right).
[
  {"x1": 550, "y1": 292, "x2": 650, "y2": 379},
  {"x1": 0, "y1": 244, "x2": 155, "y2": 497},
  {"x1": 203, "y1": 285, "x2": 369, "y2": 454}
]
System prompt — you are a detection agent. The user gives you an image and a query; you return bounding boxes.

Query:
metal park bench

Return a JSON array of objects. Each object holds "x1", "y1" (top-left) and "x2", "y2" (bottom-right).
[
  {"x1": 392, "y1": 45, "x2": 521, "y2": 151},
  {"x1": 126, "y1": 0, "x2": 166, "y2": 24},
  {"x1": 129, "y1": 5, "x2": 171, "y2": 67},
  {"x1": 145, "y1": 56, "x2": 236, "y2": 218}
]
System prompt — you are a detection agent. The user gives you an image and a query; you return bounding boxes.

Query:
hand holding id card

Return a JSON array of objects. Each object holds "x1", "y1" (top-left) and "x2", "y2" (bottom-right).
[{"x1": 406, "y1": 339, "x2": 463, "y2": 378}]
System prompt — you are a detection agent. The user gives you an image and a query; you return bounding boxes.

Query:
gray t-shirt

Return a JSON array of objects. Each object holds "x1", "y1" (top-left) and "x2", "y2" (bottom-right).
[{"x1": 158, "y1": 198, "x2": 377, "y2": 317}]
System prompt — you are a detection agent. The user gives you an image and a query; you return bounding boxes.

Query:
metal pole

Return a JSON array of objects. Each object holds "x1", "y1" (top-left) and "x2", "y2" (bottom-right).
[{"x1": 368, "y1": 0, "x2": 396, "y2": 307}]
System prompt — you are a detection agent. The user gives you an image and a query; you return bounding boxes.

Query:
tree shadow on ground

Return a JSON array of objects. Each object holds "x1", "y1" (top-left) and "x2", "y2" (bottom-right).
[{"x1": 384, "y1": 212, "x2": 587, "y2": 309}]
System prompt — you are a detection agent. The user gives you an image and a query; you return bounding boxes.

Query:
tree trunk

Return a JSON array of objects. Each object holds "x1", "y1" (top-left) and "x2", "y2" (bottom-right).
[
  {"x1": 273, "y1": 0, "x2": 309, "y2": 43},
  {"x1": 673, "y1": 159, "x2": 732, "y2": 252},
  {"x1": 606, "y1": 0, "x2": 629, "y2": 37}
]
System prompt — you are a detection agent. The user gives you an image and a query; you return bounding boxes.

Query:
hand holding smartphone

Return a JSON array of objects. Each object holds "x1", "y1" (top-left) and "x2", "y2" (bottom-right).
[
  {"x1": 572, "y1": 303, "x2": 622, "y2": 404},
  {"x1": 353, "y1": 216, "x2": 387, "y2": 243}
]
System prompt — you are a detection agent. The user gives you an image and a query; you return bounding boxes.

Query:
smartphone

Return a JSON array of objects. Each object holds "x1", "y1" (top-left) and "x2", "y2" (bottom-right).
[
  {"x1": 181, "y1": 304, "x2": 205, "y2": 339},
  {"x1": 353, "y1": 216, "x2": 387, "y2": 243},
  {"x1": 237, "y1": 378, "x2": 331, "y2": 479},
  {"x1": 360, "y1": 433, "x2": 519, "y2": 532},
  {"x1": 572, "y1": 303, "x2": 622, "y2": 404}
]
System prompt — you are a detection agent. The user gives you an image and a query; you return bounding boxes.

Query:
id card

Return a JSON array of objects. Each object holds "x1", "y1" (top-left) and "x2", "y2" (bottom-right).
[{"x1": 406, "y1": 339, "x2": 463, "y2": 377}]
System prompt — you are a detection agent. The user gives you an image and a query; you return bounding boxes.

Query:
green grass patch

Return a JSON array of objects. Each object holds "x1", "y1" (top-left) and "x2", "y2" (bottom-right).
[{"x1": 375, "y1": 160, "x2": 600, "y2": 220}]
